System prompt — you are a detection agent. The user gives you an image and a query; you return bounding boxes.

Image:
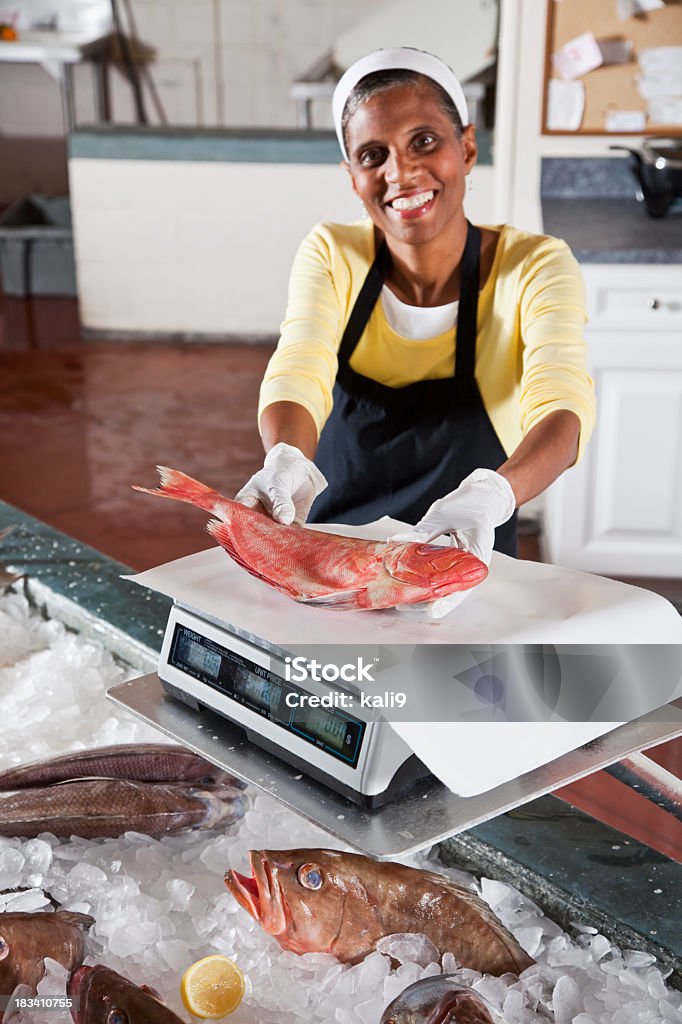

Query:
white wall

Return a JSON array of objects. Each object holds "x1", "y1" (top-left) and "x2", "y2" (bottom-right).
[{"x1": 70, "y1": 157, "x2": 494, "y2": 336}]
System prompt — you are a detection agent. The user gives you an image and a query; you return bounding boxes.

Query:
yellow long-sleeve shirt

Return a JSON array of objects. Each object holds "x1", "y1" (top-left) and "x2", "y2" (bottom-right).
[{"x1": 259, "y1": 220, "x2": 596, "y2": 462}]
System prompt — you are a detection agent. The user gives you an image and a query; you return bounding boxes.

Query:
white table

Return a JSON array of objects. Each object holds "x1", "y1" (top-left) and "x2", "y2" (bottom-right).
[{"x1": 0, "y1": 30, "x2": 113, "y2": 130}]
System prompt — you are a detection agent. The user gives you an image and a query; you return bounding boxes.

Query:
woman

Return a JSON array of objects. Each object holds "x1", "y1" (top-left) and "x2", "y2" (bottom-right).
[{"x1": 236, "y1": 47, "x2": 595, "y2": 612}]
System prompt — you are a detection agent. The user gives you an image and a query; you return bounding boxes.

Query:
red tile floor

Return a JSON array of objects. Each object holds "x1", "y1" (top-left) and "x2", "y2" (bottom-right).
[{"x1": 1, "y1": 290, "x2": 680, "y2": 861}]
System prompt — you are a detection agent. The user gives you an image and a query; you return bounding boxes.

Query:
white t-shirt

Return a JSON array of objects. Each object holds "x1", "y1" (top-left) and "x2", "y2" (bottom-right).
[{"x1": 381, "y1": 285, "x2": 458, "y2": 340}]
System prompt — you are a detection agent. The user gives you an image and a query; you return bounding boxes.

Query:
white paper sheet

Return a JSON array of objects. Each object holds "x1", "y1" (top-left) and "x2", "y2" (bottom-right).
[
  {"x1": 605, "y1": 109, "x2": 647, "y2": 132},
  {"x1": 547, "y1": 79, "x2": 585, "y2": 130},
  {"x1": 552, "y1": 31, "x2": 603, "y2": 81},
  {"x1": 125, "y1": 517, "x2": 682, "y2": 646}
]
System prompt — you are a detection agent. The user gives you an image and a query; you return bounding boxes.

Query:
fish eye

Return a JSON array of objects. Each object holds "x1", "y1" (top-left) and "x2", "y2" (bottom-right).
[
  {"x1": 0, "y1": 936, "x2": 7, "y2": 960},
  {"x1": 107, "y1": 1010, "x2": 129, "y2": 1024},
  {"x1": 297, "y1": 863, "x2": 323, "y2": 890}
]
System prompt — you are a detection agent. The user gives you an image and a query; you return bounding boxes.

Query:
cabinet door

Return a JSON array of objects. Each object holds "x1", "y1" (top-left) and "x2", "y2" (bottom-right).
[{"x1": 544, "y1": 331, "x2": 682, "y2": 577}]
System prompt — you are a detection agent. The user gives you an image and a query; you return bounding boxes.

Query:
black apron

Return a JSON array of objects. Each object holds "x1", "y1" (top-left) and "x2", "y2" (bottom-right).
[{"x1": 308, "y1": 221, "x2": 517, "y2": 557}]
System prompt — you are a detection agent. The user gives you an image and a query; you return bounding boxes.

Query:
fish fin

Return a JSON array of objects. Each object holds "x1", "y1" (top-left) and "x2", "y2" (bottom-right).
[
  {"x1": 424, "y1": 992, "x2": 473, "y2": 1024},
  {"x1": 55, "y1": 910, "x2": 96, "y2": 931},
  {"x1": 0, "y1": 886, "x2": 60, "y2": 910},
  {"x1": 132, "y1": 467, "x2": 229, "y2": 518},
  {"x1": 297, "y1": 589, "x2": 365, "y2": 610},
  {"x1": 207, "y1": 521, "x2": 300, "y2": 597}
]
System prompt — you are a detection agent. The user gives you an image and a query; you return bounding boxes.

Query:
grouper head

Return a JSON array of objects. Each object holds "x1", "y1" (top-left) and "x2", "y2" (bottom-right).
[
  {"x1": 68, "y1": 965, "x2": 183, "y2": 1024},
  {"x1": 225, "y1": 848, "x2": 390, "y2": 961},
  {"x1": 380, "y1": 976, "x2": 500, "y2": 1024}
]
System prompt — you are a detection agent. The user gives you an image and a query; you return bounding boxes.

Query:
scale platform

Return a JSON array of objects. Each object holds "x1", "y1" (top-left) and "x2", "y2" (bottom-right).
[{"x1": 108, "y1": 673, "x2": 682, "y2": 860}]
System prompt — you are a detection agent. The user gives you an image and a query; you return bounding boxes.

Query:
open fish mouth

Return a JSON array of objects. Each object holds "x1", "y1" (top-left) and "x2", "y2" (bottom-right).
[
  {"x1": 67, "y1": 965, "x2": 90, "y2": 1023},
  {"x1": 225, "y1": 851, "x2": 287, "y2": 936},
  {"x1": 226, "y1": 867, "x2": 262, "y2": 920}
]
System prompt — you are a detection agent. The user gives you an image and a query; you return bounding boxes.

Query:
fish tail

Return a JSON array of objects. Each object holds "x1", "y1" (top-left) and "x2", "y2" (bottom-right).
[
  {"x1": 191, "y1": 785, "x2": 245, "y2": 829},
  {"x1": 132, "y1": 467, "x2": 231, "y2": 519},
  {"x1": 0, "y1": 780, "x2": 246, "y2": 840}
]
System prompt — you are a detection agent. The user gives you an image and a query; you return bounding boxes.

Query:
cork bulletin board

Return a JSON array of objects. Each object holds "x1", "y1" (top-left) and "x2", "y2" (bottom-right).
[{"x1": 542, "y1": 0, "x2": 682, "y2": 134}]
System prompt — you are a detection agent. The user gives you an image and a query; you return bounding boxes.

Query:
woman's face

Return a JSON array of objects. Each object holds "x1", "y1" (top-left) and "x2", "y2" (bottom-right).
[{"x1": 344, "y1": 80, "x2": 477, "y2": 248}]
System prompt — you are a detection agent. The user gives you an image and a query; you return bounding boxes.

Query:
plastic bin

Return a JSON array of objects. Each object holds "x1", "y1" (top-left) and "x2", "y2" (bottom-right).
[{"x1": 0, "y1": 195, "x2": 77, "y2": 297}]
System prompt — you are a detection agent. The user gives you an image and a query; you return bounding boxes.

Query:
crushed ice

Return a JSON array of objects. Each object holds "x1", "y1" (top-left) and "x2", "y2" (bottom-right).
[{"x1": 0, "y1": 590, "x2": 681, "y2": 1023}]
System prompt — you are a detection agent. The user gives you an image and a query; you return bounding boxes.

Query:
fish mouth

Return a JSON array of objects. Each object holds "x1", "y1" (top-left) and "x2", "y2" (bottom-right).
[
  {"x1": 67, "y1": 965, "x2": 92, "y2": 1024},
  {"x1": 225, "y1": 866, "x2": 261, "y2": 920},
  {"x1": 225, "y1": 851, "x2": 288, "y2": 936}
]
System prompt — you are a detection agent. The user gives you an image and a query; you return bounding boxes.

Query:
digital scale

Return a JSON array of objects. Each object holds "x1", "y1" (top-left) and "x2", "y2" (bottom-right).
[
  {"x1": 109, "y1": 574, "x2": 682, "y2": 858},
  {"x1": 155, "y1": 603, "x2": 431, "y2": 808}
]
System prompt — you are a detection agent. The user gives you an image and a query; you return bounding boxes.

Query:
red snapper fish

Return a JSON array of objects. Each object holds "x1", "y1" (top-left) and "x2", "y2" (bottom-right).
[
  {"x1": 134, "y1": 467, "x2": 487, "y2": 611},
  {"x1": 224, "y1": 849, "x2": 534, "y2": 977}
]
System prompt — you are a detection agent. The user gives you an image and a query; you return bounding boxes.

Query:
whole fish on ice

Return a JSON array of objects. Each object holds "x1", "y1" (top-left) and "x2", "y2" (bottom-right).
[
  {"x1": 0, "y1": 744, "x2": 245, "y2": 839},
  {"x1": 0, "y1": 909, "x2": 93, "y2": 1011},
  {"x1": 0, "y1": 743, "x2": 244, "y2": 790},
  {"x1": 0, "y1": 779, "x2": 244, "y2": 839},
  {"x1": 134, "y1": 467, "x2": 487, "y2": 611},
  {"x1": 225, "y1": 849, "x2": 533, "y2": 976},
  {"x1": 380, "y1": 976, "x2": 503, "y2": 1023},
  {"x1": 68, "y1": 965, "x2": 185, "y2": 1023}
]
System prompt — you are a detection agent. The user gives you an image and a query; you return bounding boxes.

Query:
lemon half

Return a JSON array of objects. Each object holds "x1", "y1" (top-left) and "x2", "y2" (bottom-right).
[{"x1": 180, "y1": 954, "x2": 246, "y2": 1019}]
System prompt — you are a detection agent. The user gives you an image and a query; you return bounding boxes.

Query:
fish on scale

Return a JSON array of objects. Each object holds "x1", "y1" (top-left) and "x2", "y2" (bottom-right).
[
  {"x1": 0, "y1": 744, "x2": 246, "y2": 840},
  {"x1": 225, "y1": 849, "x2": 534, "y2": 977},
  {"x1": 133, "y1": 467, "x2": 488, "y2": 611}
]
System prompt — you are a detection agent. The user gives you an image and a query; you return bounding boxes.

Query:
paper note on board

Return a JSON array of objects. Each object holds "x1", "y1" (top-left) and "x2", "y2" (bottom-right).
[
  {"x1": 647, "y1": 96, "x2": 682, "y2": 125},
  {"x1": 604, "y1": 109, "x2": 647, "y2": 132},
  {"x1": 617, "y1": 0, "x2": 664, "y2": 18},
  {"x1": 547, "y1": 79, "x2": 585, "y2": 130},
  {"x1": 552, "y1": 31, "x2": 603, "y2": 81}
]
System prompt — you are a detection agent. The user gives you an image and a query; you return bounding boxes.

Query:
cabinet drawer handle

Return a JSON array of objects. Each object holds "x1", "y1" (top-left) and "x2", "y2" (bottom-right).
[{"x1": 647, "y1": 298, "x2": 681, "y2": 312}]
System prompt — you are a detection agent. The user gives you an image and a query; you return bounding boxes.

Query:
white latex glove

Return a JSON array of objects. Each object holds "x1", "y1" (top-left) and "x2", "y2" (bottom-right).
[
  {"x1": 390, "y1": 468, "x2": 516, "y2": 619},
  {"x1": 235, "y1": 442, "x2": 328, "y2": 525}
]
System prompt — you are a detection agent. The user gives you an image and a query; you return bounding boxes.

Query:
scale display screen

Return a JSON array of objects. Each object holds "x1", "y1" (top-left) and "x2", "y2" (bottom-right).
[{"x1": 169, "y1": 623, "x2": 364, "y2": 767}]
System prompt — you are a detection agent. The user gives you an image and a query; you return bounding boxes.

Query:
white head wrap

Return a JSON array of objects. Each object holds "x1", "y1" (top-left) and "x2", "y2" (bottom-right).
[{"x1": 332, "y1": 46, "x2": 469, "y2": 161}]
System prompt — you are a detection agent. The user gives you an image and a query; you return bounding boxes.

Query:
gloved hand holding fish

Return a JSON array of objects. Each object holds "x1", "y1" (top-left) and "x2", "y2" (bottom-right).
[
  {"x1": 0, "y1": 744, "x2": 246, "y2": 840},
  {"x1": 390, "y1": 469, "x2": 516, "y2": 619},
  {"x1": 134, "y1": 467, "x2": 488, "y2": 612},
  {"x1": 235, "y1": 441, "x2": 328, "y2": 525},
  {"x1": 224, "y1": 848, "x2": 534, "y2": 977}
]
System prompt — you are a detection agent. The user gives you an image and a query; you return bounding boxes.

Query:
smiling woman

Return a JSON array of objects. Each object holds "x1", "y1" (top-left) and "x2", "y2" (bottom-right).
[{"x1": 235, "y1": 46, "x2": 597, "y2": 618}]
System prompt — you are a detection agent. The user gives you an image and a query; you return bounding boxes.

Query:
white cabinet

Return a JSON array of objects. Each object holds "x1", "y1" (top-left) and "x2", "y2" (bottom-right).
[{"x1": 543, "y1": 264, "x2": 682, "y2": 578}]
